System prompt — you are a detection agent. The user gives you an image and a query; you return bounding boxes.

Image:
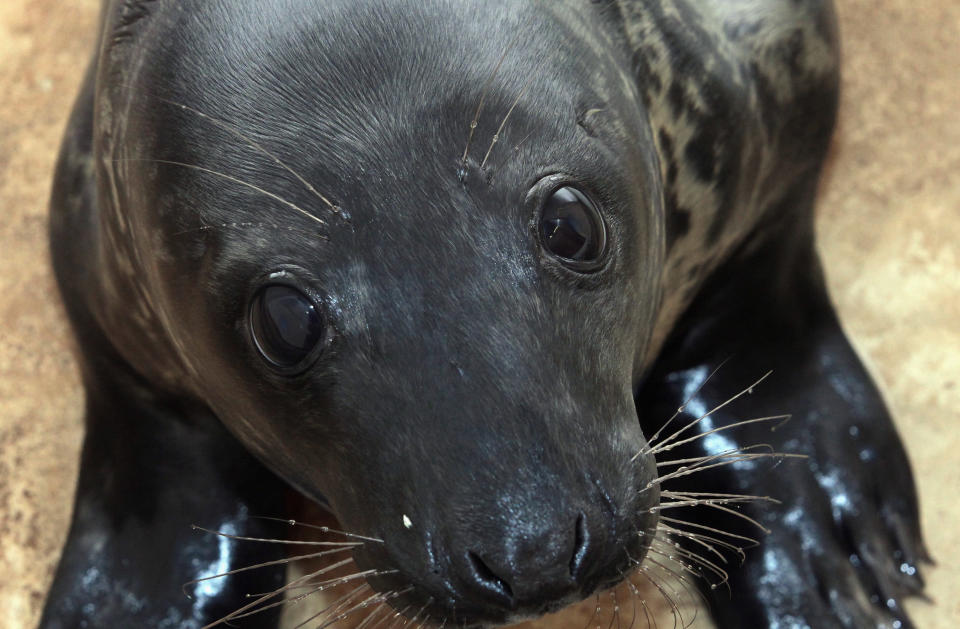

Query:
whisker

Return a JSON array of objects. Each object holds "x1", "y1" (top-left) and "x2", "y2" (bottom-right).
[
  {"x1": 636, "y1": 370, "x2": 772, "y2": 463},
  {"x1": 623, "y1": 580, "x2": 638, "y2": 629},
  {"x1": 246, "y1": 568, "x2": 395, "y2": 596},
  {"x1": 171, "y1": 221, "x2": 328, "y2": 240},
  {"x1": 659, "y1": 516, "x2": 759, "y2": 546},
  {"x1": 290, "y1": 583, "x2": 371, "y2": 629},
  {"x1": 648, "y1": 537, "x2": 730, "y2": 592},
  {"x1": 647, "y1": 414, "x2": 791, "y2": 457},
  {"x1": 479, "y1": 72, "x2": 537, "y2": 170},
  {"x1": 251, "y1": 516, "x2": 385, "y2": 543},
  {"x1": 639, "y1": 558, "x2": 704, "y2": 628},
  {"x1": 460, "y1": 27, "x2": 526, "y2": 166},
  {"x1": 653, "y1": 525, "x2": 732, "y2": 565},
  {"x1": 657, "y1": 496, "x2": 767, "y2": 509},
  {"x1": 357, "y1": 588, "x2": 412, "y2": 629},
  {"x1": 191, "y1": 524, "x2": 361, "y2": 547},
  {"x1": 158, "y1": 98, "x2": 340, "y2": 213},
  {"x1": 314, "y1": 587, "x2": 407, "y2": 629},
  {"x1": 382, "y1": 603, "x2": 413, "y2": 629},
  {"x1": 632, "y1": 569, "x2": 681, "y2": 629},
  {"x1": 229, "y1": 570, "x2": 391, "y2": 620},
  {"x1": 115, "y1": 158, "x2": 327, "y2": 227},
  {"x1": 200, "y1": 557, "x2": 356, "y2": 629},
  {"x1": 643, "y1": 545, "x2": 707, "y2": 588},
  {"x1": 181, "y1": 545, "x2": 355, "y2": 598},
  {"x1": 642, "y1": 359, "x2": 730, "y2": 451},
  {"x1": 634, "y1": 370, "x2": 772, "y2": 462},
  {"x1": 365, "y1": 589, "x2": 416, "y2": 629},
  {"x1": 655, "y1": 443, "x2": 777, "y2": 467},
  {"x1": 661, "y1": 490, "x2": 779, "y2": 502},
  {"x1": 581, "y1": 593, "x2": 602, "y2": 629},
  {"x1": 608, "y1": 589, "x2": 620, "y2": 629},
  {"x1": 511, "y1": 130, "x2": 535, "y2": 153},
  {"x1": 657, "y1": 523, "x2": 750, "y2": 562},
  {"x1": 649, "y1": 500, "x2": 771, "y2": 535},
  {"x1": 649, "y1": 451, "x2": 804, "y2": 488},
  {"x1": 401, "y1": 597, "x2": 434, "y2": 629},
  {"x1": 625, "y1": 580, "x2": 654, "y2": 629},
  {"x1": 355, "y1": 598, "x2": 395, "y2": 629}
]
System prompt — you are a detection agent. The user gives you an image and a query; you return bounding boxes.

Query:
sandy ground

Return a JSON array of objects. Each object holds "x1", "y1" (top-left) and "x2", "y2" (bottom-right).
[{"x1": 1, "y1": 1, "x2": 957, "y2": 628}]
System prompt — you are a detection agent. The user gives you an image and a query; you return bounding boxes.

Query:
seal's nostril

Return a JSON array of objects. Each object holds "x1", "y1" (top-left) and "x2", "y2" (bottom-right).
[
  {"x1": 569, "y1": 511, "x2": 589, "y2": 578},
  {"x1": 467, "y1": 551, "x2": 513, "y2": 601}
]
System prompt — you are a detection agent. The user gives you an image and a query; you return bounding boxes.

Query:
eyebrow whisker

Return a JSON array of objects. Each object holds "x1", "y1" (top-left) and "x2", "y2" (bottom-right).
[
  {"x1": 160, "y1": 98, "x2": 340, "y2": 214},
  {"x1": 480, "y1": 72, "x2": 536, "y2": 170},
  {"x1": 460, "y1": 26, "x2": 526, "y2": 166},
  {"x1": 115, "y1": 158, "x2": 326, "y2": 227}
]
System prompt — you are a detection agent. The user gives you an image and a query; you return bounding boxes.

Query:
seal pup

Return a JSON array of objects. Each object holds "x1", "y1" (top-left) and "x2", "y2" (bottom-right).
[{"x1": 40, "y1": 1, "x2": 928, "y2": 627}]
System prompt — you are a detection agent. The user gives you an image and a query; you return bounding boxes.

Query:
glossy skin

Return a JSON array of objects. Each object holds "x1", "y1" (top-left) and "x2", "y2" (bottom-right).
[{"x1": 41, "y1": 1, "x2": 926, "y2": 628}]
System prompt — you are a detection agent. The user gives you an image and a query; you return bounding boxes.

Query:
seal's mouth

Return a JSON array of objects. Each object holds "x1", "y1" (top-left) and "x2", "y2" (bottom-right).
[
  {"x1": 187, "y1": 463, "x2": 778, "y2": 629},
  {"x1": 353, "y1": 521, "x2": 655, "y2": 629},
  {"x1": 186, "y1": 374, "x2": 791, "y2": 629}
]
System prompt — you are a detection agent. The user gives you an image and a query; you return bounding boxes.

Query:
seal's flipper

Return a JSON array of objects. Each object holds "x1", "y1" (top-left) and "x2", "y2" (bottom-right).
[
  {"x1": 38, "y1": 345, "x2": 290, "y2": 629},
  {"x1": 637, "y1": 213, "x2": 927, "y2": 628}
]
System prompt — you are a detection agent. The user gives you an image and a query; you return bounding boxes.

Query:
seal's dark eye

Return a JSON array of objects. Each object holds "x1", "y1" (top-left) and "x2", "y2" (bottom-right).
[
  {"x1": 539, "y1": 186, "x2": 607, "y2": 269},
  {"x1": 249, "y1": 284, "x2": 324, "y2": 370}
]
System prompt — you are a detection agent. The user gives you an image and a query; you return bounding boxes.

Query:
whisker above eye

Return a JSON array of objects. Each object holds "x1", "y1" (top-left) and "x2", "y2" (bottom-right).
[
  {"x1": 170, "y1": 221, "x2": 329, "y2": 241},
  {"x1": 480, "y1": 71, "x2": 537, "y2": 170},
  {"x1": 460, "y1": 21, "x2": 531, "y2": 170},
  {"x1": 115, "y1": 158, "x2": 327, "y2": 227},
  {"x1": 158, "y1": 98, "x2": 341, "y2": 214}
]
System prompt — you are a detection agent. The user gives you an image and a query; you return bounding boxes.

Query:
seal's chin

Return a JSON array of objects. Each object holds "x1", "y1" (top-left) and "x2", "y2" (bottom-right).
[{"x1": 364, "y1": 566, "x2": 648, "y2": 629}]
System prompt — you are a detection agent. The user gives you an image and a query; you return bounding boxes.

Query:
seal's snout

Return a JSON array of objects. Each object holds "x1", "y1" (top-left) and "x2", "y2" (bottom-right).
[
  {"x1": 358, "y1": 469, "x2": 655, "y2": 628},
  {"x1": 452, "y1": 510, "x2": 585, "y2": 617},
  {"x1": 448, "y1": 509, "x2": 632, "y2": 622}
]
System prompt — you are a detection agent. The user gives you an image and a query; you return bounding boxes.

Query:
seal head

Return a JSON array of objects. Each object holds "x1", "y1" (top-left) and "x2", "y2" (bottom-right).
[{"x1": 93, "y1": 0, "x2": 665, "y2": 624}]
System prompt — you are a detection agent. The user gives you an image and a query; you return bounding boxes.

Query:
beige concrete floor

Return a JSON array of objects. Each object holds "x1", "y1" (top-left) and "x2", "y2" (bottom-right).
[{"x1": 0, "y1": 1, "x2": 957, "y2": 628}]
